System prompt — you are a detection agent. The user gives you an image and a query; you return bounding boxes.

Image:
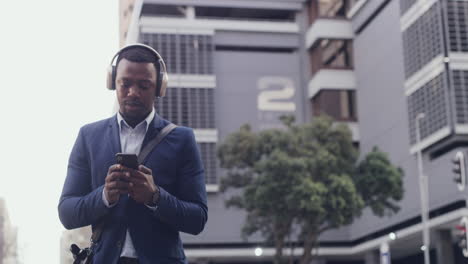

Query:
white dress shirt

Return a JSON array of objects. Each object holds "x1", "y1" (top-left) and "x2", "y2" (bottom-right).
[{"x1": 102, "y1": 108, "x2": 156, "y2": 258}]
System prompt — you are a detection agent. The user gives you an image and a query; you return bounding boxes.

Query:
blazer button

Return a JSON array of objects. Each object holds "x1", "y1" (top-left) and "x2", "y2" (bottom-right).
[{"x1": 117, "y1": 240, "x2": 122, "y2": 248}]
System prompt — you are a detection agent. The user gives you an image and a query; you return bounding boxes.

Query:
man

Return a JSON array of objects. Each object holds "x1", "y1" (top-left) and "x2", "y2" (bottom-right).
[{"x1": 58, "y1": 44, "x2": 208, "y2": 264}]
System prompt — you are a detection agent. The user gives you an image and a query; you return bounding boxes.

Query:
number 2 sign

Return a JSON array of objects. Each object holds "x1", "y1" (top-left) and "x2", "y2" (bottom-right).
[{"x1": 257, "y1": 76, "x2": 296, "y2": 112}]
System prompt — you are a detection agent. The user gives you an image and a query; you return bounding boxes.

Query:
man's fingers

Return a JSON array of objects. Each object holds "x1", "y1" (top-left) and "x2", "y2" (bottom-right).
[
  {"x1": 107, "y1": 189, "x2": 120, "y2": 196},
  {"x1": 129, "y1": 170, "x2": 146, "y2": 181},
  {"x1": 107, "y1": 164, "x2": 123, "y2": 174},
  {"x1": 106, "y1": 181, "x2": 119, "y2": 190},
  {"x1": 128, "y1": 177, "x2": 146, "y2": 185},
  {"x1": 106, "y1": 172, "x2": 119, "y2": 183},
  {"x1": 107, "y1": 165, "x2": 132, "y2": 180},
  {"x1": 138, "y1": 165, "x2": 152, "y2": 175},
  {"x1": 117, "y1": 181, "x2": 131, "y2": 190},
  {"x1": 107, "y1": 180, "x2": 130, "y2": 190},
  {"x1": 106, "y1": 171, "x2": 131, "y2": 183}
]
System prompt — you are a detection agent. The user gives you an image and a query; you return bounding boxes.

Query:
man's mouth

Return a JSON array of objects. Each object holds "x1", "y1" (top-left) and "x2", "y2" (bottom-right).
[{"x1": 125, "y1": 101, "x2": 143, "y2": 107}]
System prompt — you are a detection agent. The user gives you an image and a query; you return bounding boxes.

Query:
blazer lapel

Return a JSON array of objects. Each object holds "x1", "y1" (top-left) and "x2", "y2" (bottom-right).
[
  {"x1": 142, "y1": 112, "x2": 165, "y2": 148},
  {"x1": 108, "y1": 115, "x2": 122, "y2": 155}
]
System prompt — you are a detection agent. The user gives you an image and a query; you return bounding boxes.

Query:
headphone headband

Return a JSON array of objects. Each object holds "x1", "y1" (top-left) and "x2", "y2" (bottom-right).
[{"x1": 106, "y1": 43, "x2": 169, "y2": 97}]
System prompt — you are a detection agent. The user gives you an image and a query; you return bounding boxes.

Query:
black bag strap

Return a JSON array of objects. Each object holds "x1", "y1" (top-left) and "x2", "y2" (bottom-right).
[
  {"x1": 91, "y1": 123, "x2": 177, "y2": 244},
  {"x1": 138, "y1": 123, "x2": 178, "y2": 164}
]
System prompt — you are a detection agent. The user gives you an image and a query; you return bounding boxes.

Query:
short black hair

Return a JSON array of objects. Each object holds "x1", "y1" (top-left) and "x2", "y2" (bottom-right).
[{"x1": 115, "y1": 46, "x2": 161, "y2": 75}]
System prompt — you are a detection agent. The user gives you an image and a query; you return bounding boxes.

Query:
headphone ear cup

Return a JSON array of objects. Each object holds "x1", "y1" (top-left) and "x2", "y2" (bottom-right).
[
  {"x1": 159, "y1": 72, "x2": 168, "y2": 97},
  {"x1": 106, "y1": 65, "x2": 115, "y2": 90}
]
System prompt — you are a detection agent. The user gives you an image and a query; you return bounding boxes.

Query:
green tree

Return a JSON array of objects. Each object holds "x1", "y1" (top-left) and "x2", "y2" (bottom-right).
[{"x1": 218, "y1": 116, "x2": 404, "y2": 264}]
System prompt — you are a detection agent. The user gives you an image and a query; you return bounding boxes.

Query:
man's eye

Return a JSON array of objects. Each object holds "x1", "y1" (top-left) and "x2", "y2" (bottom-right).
[
  {"x1": 139, "y1": 82, "x2": 152, "y2": 90},
  {"x1": 120, "y1": 81, "x2": 131, "y2": 88}
]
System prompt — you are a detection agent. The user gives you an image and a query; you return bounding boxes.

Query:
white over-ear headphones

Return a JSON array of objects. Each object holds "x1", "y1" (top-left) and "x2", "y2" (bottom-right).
[{"x1": 106, "y1": 43, "x2": 169, "y2": 97}]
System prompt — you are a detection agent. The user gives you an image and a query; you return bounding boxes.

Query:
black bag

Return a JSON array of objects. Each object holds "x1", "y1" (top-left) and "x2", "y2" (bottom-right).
[
  {"x1": 70, "y1": 244, "x2": 91, "y2": 264},
  {"x1": 70, "y1": 220, "x2": 104, "y2": 264},
  {"x1": 70, "y1": 238, "x2": 97, "y2": 264},
  {"x1": 69, "y1": 123, "x2": 177, "y2": 264},
  {"x1": 70, "y1": 244, "x2": 93, "y2": 264}
]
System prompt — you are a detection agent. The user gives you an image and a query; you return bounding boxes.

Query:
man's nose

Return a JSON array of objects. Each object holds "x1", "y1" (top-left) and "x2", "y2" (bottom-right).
[{"x1": 128, "y1": 85, "x2": 140, "y2": 96}]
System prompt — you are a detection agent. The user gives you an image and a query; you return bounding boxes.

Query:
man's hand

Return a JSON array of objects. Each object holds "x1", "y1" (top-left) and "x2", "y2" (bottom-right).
[
  {"x1": 104, "y1": 164, "x2": 132, "y2": 205},
  {"x1": 128, "y1": 165, "x2": 158, "y2": 204}
]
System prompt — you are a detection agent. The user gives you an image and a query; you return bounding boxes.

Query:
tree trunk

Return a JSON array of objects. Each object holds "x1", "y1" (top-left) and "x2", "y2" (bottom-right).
[
  {"x1": 299, "y1": 228, "x2": 317, "y2": 264},
  {"x1": 287, "y1": 234, "x2": 296, "y2": 264},
  {"x1": 273, "y1": 230, "x2": 285, "y2": 264}
]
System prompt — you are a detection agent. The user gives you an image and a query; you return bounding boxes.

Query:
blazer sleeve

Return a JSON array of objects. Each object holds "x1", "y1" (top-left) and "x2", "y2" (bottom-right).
[
  {"x1": 152, "y1": 128, "x2": 208, "y2": 235},
  {"x1": 58, "y1": 127, "x2": 111, "y2": 229}
]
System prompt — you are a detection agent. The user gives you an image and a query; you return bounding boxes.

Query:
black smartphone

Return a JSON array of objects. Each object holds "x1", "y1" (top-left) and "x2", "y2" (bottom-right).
[{"x1": 115, "y1": 153, "x2": 139, "y2": 170}]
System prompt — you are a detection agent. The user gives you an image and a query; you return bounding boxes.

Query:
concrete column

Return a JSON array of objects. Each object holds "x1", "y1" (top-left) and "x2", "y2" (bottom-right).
[
  {"x1": 435, "y1": 229, "x2": 455, "y2": 264},
  {"x1": 364, "y1": 249, "x2": 380, "y2": 264},
  {"x1": 186, "y1": 6, "x2": 195, "y2": 20},
  {"x1": 380, "y1": 242, "x2": 391, "y2": 264}
]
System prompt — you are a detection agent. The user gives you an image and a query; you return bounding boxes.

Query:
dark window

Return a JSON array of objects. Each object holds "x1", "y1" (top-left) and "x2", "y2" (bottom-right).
[
  {"x1": 321, "y1": 39, "x2": 353, "y2": 67},
  {"x1": 141, "y1": 4, "x2": 186, "y2": 18},
  {"x1": 309, "y1": 39, "x2": 353, "y2": 75},
  {"x1": 311, "y1": 90, "x2": 357, "y2": 121},
  {"x1": 319, "y1": 0, "x2": 349, "y2": 17},
  {"x1": 307, "y1": 0, "x2": 357, "y2": 25},
  {"x1": 195, "y1": 6, "x2": 295, "y2": 21}
]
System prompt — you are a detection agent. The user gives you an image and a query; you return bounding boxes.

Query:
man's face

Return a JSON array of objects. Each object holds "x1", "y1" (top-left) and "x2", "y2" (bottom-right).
[{"x1": 115, "y1": 58, "x2": 157, "y2": 121}]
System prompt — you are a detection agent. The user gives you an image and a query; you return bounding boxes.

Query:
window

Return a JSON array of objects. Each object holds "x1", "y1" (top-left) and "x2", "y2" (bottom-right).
[
  {"x1": 141, "y1": 4, "x2": 185, "y2": 18},
  {"x1": 199, "y1": 143, "x2": 218, "y2": 185},
  {"x1": 195, "y1": 6, "x2": 295, "y2": 21},
  {"x1": 407, "y1": 72, "x2": 449, "y2": 144},
  {"x1": 141, "y1": 33, "x2": 214, "y2": 75},
  {"x1": 447, "y1": 0, "x2": 468, "y2": 52},
  {"x1": 321, "y1": 39, "x2": 353, "y2": 68},
  {"x1": 307, "y1": 0, "x2": 354, "y2": 24},
  {"x1": 155, "y1": 87, "x2": 217, "y2": 185},
  {"x1": 155, "y1": 87, "x2": 215, "y2": 129},
  {"x1": 309, "y1": 39, "x2": 353, "y2": 75},
  {"x1": 311, "y1": 90, "x2": 357, "y2": 121},
  {"x1": 452, "y1": 70, "x2": 468, "y2": 125},
  {"x1": 402, "y1": 3, "x2": 443, "y2": 79}
]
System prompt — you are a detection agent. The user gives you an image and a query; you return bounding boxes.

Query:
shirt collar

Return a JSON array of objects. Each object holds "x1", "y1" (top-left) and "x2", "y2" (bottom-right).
[{"x1": 117, "y1": 107, "x2": 155, "y2": 132}]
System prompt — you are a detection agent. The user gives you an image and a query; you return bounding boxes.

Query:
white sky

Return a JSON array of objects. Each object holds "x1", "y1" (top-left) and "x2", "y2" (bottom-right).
[{"x1": 0, "y1": 1, "x2": 118, "y2": 263}]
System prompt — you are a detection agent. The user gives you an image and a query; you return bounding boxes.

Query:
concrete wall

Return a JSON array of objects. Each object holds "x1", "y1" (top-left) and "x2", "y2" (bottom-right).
[{"x1": 349, "y1": 0, "x2": 417, "y2": 239}]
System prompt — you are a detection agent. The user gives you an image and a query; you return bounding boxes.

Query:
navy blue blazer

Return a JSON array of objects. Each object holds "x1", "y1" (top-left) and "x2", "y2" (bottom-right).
[{"x1": 58, "y1": 113, "x2": 208, "y2": 264}]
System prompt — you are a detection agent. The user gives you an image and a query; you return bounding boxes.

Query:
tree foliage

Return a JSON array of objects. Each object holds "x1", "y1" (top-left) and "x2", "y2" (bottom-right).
[{"x1": 217, "y1": 116, "x2": 404, "y2": 264}]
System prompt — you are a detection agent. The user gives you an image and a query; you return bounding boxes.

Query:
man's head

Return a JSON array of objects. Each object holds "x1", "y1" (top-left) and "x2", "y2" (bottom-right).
[{"x1": 114, "y1": 46, "x2": 160, "y2": 125}]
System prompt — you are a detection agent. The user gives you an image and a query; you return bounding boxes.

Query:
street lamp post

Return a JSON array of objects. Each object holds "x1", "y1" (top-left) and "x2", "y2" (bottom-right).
[{"x1": 416, "y1": 113, "x2": 430, "y2": 264}]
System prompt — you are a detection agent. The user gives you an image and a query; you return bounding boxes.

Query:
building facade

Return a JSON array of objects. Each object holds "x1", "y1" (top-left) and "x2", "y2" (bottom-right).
[
  {"x1": 120, "y1": 0, "x2": 468, "y2": 263},
  {"x1": 119, "y1": 0, "x2": 137, "y2": 47}
]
